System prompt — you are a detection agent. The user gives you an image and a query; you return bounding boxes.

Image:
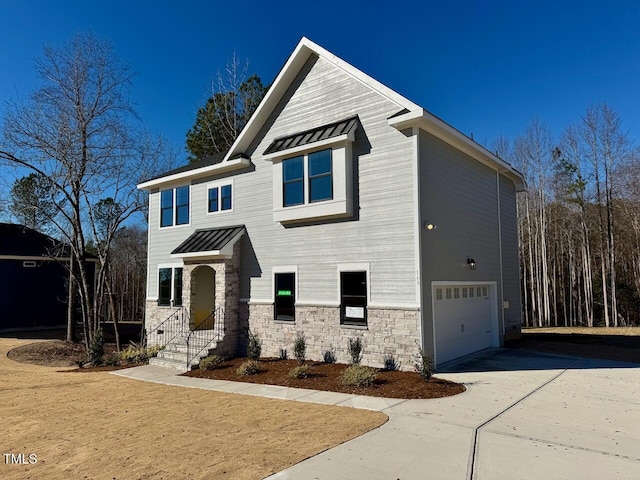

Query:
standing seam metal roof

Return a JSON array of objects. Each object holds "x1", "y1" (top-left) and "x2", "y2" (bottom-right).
[
  {"x1": 263, "y1": 116, "x2": 359, "y2": 155},
  {"x1": 171, "y1": 226, "x2": 245, "y2": 255}
]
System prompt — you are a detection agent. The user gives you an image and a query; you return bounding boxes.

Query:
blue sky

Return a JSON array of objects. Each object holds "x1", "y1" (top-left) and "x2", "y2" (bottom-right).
[{"x1": 1, "y1": 0, "x2": 639, "y2": 163}]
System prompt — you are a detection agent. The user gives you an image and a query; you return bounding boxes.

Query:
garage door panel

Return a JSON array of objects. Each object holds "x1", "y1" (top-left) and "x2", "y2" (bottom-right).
[{"x1": 433, "y1": 284, "x2": 495, "y2": 365}]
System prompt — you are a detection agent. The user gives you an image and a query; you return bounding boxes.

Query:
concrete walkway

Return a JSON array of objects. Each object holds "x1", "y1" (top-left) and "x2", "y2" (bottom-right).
[{"x1": 113, "y1": 349, "x2": 640, "y2": 479}]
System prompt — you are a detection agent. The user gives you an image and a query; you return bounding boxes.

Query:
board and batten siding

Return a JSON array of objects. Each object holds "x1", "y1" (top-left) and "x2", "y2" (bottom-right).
[
  {"x1": 146, "y1": 54, "x2": 419, "y2": 308},
  {"x1": 418, "y1": 129, "x2": 522, "y2": 354}
]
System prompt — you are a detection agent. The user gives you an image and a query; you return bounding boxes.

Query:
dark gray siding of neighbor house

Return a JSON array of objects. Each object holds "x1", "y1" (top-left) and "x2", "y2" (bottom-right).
[{"x1": 418, "y1": 130, "x2": 522, "y2": 356}]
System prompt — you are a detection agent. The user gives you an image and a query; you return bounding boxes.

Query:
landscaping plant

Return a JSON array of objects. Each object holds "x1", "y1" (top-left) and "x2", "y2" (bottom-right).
[
  {"x1": 288, "y1": 364, "x2": 312, "y2": 379},
  {"x1": 347, "y1": 337, "x2": 363, "y2": 365},
  {"x1": 236, "y1": 359, "x2": 260, "y2": 376},
  {"x1": 199, "y1": 355, "x2": 224, "y2": 370},
  {"x1": 247, "y1": 331, "x2": 262, "y2": 360},
  {"x1": 293, "y1": 333, "x2": 306, "y2": 364},
  {"x1": 414, "y1": 345, "x2": 433, "y2": 381},
  {"x1": 340, "y1": 365, "x2": 378, "y2": 387},
  {"x1": 88, "y1": 327, "x2": 104, "y2": 365},
  {"x1": 323, "y1": 348, "x2": 337, "y2": 364},
  {"x1": 382, "y1": 354, "x2": 401, "y2": 371}
]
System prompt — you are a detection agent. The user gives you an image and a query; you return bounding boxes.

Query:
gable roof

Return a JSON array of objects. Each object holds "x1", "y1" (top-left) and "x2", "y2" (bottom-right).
[
  {"x1": 0, "y1": 223, "x2": 68, "y2": 258},
  {"x1": 138, "y1": 37, "x2": 524, "y2": 191}
]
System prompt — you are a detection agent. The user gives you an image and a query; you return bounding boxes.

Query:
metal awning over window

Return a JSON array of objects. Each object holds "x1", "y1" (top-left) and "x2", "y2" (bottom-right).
[
  {"x1": 264, "y1": 116, "x2": 358, "y2": 155},
  {"x1": 171, "y1": 225, "x2": 245, "y2": 259}
]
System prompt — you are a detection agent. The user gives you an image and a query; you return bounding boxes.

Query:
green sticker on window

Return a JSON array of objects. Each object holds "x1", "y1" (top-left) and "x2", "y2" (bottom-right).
[{"x1": 277, "y1": 290, "x2": 292, "y2": 296}]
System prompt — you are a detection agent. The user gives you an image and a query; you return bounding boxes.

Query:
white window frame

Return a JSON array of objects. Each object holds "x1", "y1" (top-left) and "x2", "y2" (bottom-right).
[
  {"x1": 157, "y1": 263, "x2": 184, "y2": 307},
  {"x1": 206, "y1": 179, "x2": 234, "y2": 215},
  {"x1": 158, "y1": 184, "x2": 191, "y2": 229}
]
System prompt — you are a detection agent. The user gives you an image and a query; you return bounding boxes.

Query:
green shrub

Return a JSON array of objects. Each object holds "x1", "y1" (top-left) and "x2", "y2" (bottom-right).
[
  {"x1": 236, "y1": 359, "x2": 260, "y2": 376},
  {"x1": 340, "y1": 365, "x2": 378, "y2": 387},
  {"x1": 322, "y1": 348, "x2": 337, "y2": 364},
  {"x1": 105, "y1": 353, "x2": 120, "y2": 367},
  {"x1": 279, "y1": 348, "x2": 288, "y2": 360},
  {"x1": 347, "y1": 337, "x2": 363, "y2": 365},
  {"x1": 288, "y1": 364, "x2": 312, "y2": 379},
  {"x1": 117, "y1": 344, "x2": 163, "y2": 364},
  {"x1": 293, "y1": 333, "x2": 306, "y2": 365},
  {"x1": 88, "y1": 328, "x2": 104, "y2": 365},
  {"x1": 199, "y1": 355, "x2": 224, "y2": 370},
  {"x1": 247, "y1": 331, "x2": 262, "y2": 360},
  {"x1": 382, "y1": 354, "x2": 401, "y2": 371},
  {"x1": 414, "y1": 345, "x2": 433, "y2": 381}
]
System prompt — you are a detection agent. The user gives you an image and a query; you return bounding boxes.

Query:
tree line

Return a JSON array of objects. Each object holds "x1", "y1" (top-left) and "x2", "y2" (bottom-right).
[{"x1": 495, "y1": 105, "x2": 640, "y2": 327}]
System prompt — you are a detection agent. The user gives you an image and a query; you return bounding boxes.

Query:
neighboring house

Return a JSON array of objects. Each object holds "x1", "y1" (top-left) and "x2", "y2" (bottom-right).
[
  {"x1": 0, "y1": 223, "x2": 73, "y2": 329},
  {"x1": 138, "y1": 38, "x2": 525, "y2": 370}
]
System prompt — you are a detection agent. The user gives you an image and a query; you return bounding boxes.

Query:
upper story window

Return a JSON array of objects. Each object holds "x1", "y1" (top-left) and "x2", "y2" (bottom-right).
[
  {"x1": 207, "y1": 181, "x2": 233, "y2": 214},
  {"x1": 160, "y1": 186, "x2": 190, "y2": 227},
  {"x1": 264, "y1": 116, "x2": 357, "y2": 224}
]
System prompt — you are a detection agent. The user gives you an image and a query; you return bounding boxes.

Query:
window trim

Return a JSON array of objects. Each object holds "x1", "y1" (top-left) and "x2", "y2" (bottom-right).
[
  {"x1": 159, "y1": 185, "x2": 191, "y2": 229},
  {"x1": 206, "y1": 179, "x2": 234, "y2": 215},
  {"x1": 272, "y1": 266, "x2": 298, "y2": 322},
  {"x1": 157, "y1": 264, "x2": 184, "y2": 307},
  {"x1": 274, "y1": 271, "x2": 296, "y2": 322},
  {"x1": 337, "y1": 263, "x2": 370, "y2": 327}
]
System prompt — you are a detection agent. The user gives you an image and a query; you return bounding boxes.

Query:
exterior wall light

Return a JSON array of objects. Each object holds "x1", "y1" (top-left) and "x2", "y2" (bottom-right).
[
  {"x1": 467, "y1": 258, "x2": 476, "y2": 270},
  {"x1": 425, "y1": 223, "x2": 437, "y2": 230}
]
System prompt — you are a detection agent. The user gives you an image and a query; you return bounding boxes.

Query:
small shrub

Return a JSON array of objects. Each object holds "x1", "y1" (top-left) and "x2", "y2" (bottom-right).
[
  {"x1": 382, "y1": 354, "x2": 401, "y2": 371},
  {"x1": 104, "y1": 353, "x2": 120, "y2": 367},
  {"x1": 236, "y1": 359, "x2": 260, "y2": 376},
  {"x1": 88, "y1": 328, "x2": 104, "y2": 365},
  {"x1": 340, "y1": 365, "x2": 378, "y2": 387},
  {"x1": 117, "y1": 344, "x2": 163, "y2": 364},
  {"x1": 347, "y1": 337, "x2": 363, "y2": 365},
  {"x1": 293, "y1": 333, "x2": 306, "y2": 365},
  {"x1": 279, "y1": 348, "x2": 288, "y2": 360},
  {"x1": 247, "y1": 331, "x2": 262, "y2": 360},
  {"x1": 322, "y1": 348, "x2": 336, "y2": 364},
  {"x1": 75, "y1": 359, "x2": 86, "y2": 368},
  {"x1": 414, "y1": 345, "x2": 433, "y2": 381},
  {"x1": 199, "y1": 355, "x2": 224, "y2": 370},
  {"x1": 288, "y1": 364, "x2": 312, "y2": 379}
]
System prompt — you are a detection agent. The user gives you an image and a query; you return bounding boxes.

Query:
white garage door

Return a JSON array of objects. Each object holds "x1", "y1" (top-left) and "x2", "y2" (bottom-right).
[{"x1": 433, "y1": 284, "x2": 495, "y2": 365}]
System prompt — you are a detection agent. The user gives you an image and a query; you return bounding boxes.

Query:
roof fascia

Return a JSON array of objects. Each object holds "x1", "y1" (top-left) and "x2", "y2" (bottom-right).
[
  {"x1": 137, "y1": 157, "x2": 250, "y2": 191},
  {"x1": 389, "y1": 110, "x2": 526, "y2": 191},
  {"x1": 224, "y1": 37, "x2": 421, "y2": 161}
]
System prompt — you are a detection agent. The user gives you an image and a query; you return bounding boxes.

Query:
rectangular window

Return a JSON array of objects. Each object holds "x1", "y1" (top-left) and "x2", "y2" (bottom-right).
[
  {"x1": 469, "y1": 287, "x2": 474, "y2": 298},
  {"x1": 158, "y1": 267, "x2": 183, "y2": 306},
  {"x1": 160, "y1": 190, "x2": 173, "y2": 227},
  {"x1": 221, "y1": 184, "x2": 232, "y2": 210},
  {"x1": 283, "y1": 156, "x2": 304, "y2": 207},
  {"x1": 340, "y1": 271, "x2": 367, "y2": 326},
  {"x1": 308, "y1": 149, "x2": 332, "y2": 202},
  {"x1": 208, "y1": 187, "x2": 219, "y2": 212},
  {"x1": 482, "y1": 286, "x2": 488, "y2": 297},
  {"x1": 436, "y1": 288, "x2": 442, "y2": 300},
  {"x1": 446, "y1": 288, "x2": 452, "y2": 300},
  {"x1": 463, "y1": 287, "x2": 468, "y2": 298},
  {"x1": 454, "y1": 288, "x2": 460, "y2": 299},
  {"x1": 175, "y1": 186, "x2": 189, "y2": 225},
  {"x1": 477, "y1": 287, "x2": 482, "y2": 297},
  {"x1": 274, "y1": 272, "x2": 295, "y2": 321}
]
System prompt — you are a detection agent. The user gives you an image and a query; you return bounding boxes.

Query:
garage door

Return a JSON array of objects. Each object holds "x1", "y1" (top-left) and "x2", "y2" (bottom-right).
[{"x1": 433, "y1": 284, "x2": 494, "y2": 365}]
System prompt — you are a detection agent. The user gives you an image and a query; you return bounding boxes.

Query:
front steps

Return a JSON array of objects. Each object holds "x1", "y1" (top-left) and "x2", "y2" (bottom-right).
[{"x1": 149, "y1": 332, "x2": 218, "y2": 372}]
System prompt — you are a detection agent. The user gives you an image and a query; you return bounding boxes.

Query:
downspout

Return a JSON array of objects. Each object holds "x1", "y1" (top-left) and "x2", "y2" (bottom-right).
[
  {"x1": 496, "y1": 172, "x2": 505, "y2": 339},
  {"x1": 412, "y1": 126, "x2": 424, "y2": 350}
]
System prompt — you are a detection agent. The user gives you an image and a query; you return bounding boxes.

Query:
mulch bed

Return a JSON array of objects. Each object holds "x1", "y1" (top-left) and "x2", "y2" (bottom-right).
[{"x1": 184, "y1": 357, "x2": 465, "y2": 399}]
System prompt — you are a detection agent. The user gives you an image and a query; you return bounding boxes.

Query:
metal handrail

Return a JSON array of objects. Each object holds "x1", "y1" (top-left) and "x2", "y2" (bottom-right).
[
  {"x1": 144, "y1": 306, "x2": 189, "y2": 350},
  {"x1": 186, "y1": 306, "x2": 225, "y2": 369}
]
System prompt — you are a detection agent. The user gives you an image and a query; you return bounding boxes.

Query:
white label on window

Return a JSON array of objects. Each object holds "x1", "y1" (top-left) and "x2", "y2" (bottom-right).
[{"x1": 346, "y1": 306, "x2": 365, "y2": 318}]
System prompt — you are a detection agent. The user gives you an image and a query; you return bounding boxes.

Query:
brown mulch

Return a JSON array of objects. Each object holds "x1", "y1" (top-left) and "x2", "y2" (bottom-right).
[{"x1": 184, "y1": 357, "x2": 465, "y2": 399}]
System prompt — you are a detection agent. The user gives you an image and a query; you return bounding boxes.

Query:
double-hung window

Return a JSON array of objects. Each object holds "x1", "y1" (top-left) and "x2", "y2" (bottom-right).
[
  {"x1": 340, "y1": 271, "x2": 367, "y2": 326},
  {"x1": 207, "y1": 182, "x2": 233, "y2": 213},
  {"x1": 158, "y1": 267, "x2": 183, "y2": 306},
  {"x1": 160, "y1": 186, "x2": 190, "y2": 227},
  {"x1": 308, "y1": 149, "x2": 332, "y2": 202},
  {"x1": 274, "y1": 272, "x2": 295, "y2": 321}
]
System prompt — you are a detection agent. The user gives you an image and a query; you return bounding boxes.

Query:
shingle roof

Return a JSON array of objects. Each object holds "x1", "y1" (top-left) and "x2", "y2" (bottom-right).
[
  {"x1": 0, "y1": 223, "x2": 68, "y2": 257},
  {"x1": 171, "y1": 226, "x2": 245, "y2": 255},
  {"x1": 142, "y1": 152, "x2": 227, "y2": 183},
  {"x1": 264, "y1": 116, "x2": 359, "y2": 155}
]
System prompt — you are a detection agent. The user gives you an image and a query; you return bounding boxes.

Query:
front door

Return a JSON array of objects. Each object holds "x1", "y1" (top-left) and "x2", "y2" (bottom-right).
[{"x1": 192, "y1": 266, "x2": 215, "y2": 330}]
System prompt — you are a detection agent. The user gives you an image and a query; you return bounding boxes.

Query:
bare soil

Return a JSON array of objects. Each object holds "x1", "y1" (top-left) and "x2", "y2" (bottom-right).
[
  {"x1": 7, "y1": 339, "x2": 118, "y2": 367},
  {"x1": 186, "y1": 357, "x2": 465, "y2": 399},
  {"x1": 1, "y1": 337, "x2": 387, "y2": 480}
]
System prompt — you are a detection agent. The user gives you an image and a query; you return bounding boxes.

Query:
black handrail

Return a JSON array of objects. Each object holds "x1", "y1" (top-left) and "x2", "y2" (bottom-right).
[
  {"x1": 186, "y1": 306, "x2": 225, "y2": 369},
  {"x1": 143, "y1": 306, "x2": 189, "y2": 350}
]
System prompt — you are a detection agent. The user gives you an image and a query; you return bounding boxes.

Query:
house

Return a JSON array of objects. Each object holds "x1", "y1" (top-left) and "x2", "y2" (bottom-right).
[
  {"x1": 0, "y1": 223, "x2": 73, "y2": 330},
  {"x1": 138, "y1": 38, "x2": 525, "y2": 371}
]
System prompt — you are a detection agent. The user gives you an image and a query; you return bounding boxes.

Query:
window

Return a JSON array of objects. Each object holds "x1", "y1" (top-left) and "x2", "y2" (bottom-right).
[
  {"x1": 160, "y1": 186, "x2": 189, "y2": 227},
  {"x1": 463, "y1": 287, "x2": 468, "y2": 298},
  {"x1": 207, "y1": 183, "x2": 233, "y2": 213},
  {"x1": 283, "y1": 156, "x2": 304, "y2": 207},
  {"x1": 158, "y1": 267, "x2": 183, "y2": 306},
  {"x1": 274, "y1": 273, "x2": 295, "y2": 321},
  {"x1": 436, "y1": 288, "x2": 442, "y2": 300},
  {"x1": 340, "y1": 271, "x2": 367, "y2": 326},
  {"x1": 308, "y1": 149, "x2": 332, "y2": 202},
  {"x1": 446, "y1": 288, "x2": 452, "y2": 300}
]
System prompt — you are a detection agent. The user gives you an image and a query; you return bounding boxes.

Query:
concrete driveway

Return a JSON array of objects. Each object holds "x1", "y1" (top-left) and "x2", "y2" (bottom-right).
[{"x1": 268, "y1": 349, "x2": 640, "y2": 479}]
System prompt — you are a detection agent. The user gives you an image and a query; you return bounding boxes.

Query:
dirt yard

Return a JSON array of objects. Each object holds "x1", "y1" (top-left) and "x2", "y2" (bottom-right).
[{"x1": 0, "y1": 337, "x2": 387, "y2": 480}]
